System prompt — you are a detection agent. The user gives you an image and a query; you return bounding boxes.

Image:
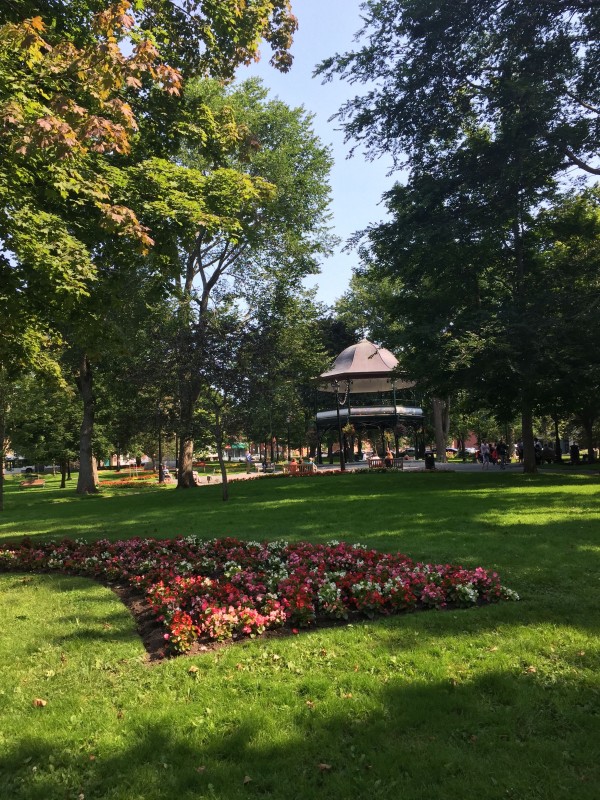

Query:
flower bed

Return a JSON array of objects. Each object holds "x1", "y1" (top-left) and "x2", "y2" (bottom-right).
[
  {"x1": 99, "y1": 476, "x2": 159, "y2": 488},
  {"x1": 0, "y1": 537, "x2": 519, "y2": 655}
]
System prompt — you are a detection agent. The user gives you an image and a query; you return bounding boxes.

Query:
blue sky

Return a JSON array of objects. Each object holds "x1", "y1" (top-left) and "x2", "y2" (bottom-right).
[{"x1": 240, "y1": 0, "x2": 400, "y2": 307}]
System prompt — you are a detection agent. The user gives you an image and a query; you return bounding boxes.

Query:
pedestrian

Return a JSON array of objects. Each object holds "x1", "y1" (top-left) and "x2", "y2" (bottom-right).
[
  {"x1": 384, "y1": 447, "x2": 393, "y2": 468},
  {"x1": 496, "y1": 440, "x2": 508, "y2": 469},
  {"x1": 245, "y1": 451, "x2": 254, "y2": 473},
  {"x1": 569, "y1": 443, "x2": 580, "y2": 464},
  {"x1": 480, "y1": 440, "x2": 490, "y2": 470}
]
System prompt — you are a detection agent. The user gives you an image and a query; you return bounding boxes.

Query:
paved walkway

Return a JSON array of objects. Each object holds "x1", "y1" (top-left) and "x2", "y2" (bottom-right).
[
  {"x1": 200, "y1": 459, "x2": 550, "y2": 483},
  {"x1": 321, "y1": 461, "x2": 523, "y2": 474}
]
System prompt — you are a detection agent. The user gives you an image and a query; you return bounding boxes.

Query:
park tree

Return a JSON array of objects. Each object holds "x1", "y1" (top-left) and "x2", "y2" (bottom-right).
[
  {"x1": 4, "y1": 371, "x2": 80, "y2": 488},
  {"x1": 318, "y1": 0, "x2": 600, "y2": 473},
  {"x1": 1, "y1": 1, "x2": 297, "y2": 79},
  {"x1": 241, "y1": 288, "x2": 332, "y2": 462},
  {"x1": 532, "y1": 188, "x2": 600, "y2": 460},
  {"x1": 127, "y1": 78, "x2": 335, "y2": 487},
  {"x1": 0, "y1": 310, "x2": 67, "y2": 509},
  {"x1": 318, "y1": 0, "x2": 600, "y2": 177},
  {"x1": 0, "y1": 3, "x2": 182, "y2": 493},
  {"x1": 1, "y1": 1, "x2": 301, "y2": 494}
]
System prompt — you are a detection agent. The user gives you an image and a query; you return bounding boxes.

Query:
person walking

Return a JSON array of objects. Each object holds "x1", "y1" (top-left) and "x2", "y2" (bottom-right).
[
  {"x1": 516, "y1": 441, "x2": 524, "y2": 463},
  {"x1": 496, "y1": 440, "x2": 508, "y2": 469},
  {"x1": 384, "y1": 447, "x2": 394, "y2": 468},
  {"x1": 480, "y1": 440, "x2": 491, "y2": 470}
]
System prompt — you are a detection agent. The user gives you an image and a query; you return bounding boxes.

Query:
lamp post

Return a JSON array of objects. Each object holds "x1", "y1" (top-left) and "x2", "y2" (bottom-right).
[
  {"x1": 333, "y1": 380, "x2": 349, "y2": 472},
  {"x1": 156, "y1": 401, "x2": 163, "y2": 483},
  {"x1": 286, "y1": 415, "x2": 291, "y2": 461}
]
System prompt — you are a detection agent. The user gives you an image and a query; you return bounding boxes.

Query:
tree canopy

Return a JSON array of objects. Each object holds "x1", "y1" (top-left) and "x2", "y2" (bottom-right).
[
  {"x1": 321, "y1": 0, "x2": 600, "y2": 472},
  {"x1": 318, "y1": 0, "x2": 600, "y2": 177}
]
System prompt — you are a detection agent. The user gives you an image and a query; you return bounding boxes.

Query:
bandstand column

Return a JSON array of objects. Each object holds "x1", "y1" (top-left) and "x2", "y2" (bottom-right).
[{"x1": 336, "y1": 395, "x2": 345, "y2": 471}]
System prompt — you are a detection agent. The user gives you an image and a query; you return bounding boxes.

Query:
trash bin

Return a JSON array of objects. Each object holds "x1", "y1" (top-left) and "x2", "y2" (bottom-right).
[{"x1": 424, "y1": 453, "x2": 435, "y2": 470}]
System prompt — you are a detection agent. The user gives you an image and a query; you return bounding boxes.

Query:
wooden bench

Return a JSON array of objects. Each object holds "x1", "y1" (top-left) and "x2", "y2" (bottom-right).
[
  {"x1": 20, "y1": 478, "x2": 45, "y2": 488},
  {"x1": 368, "y1": 457, "x2": 421, "y2": 470},
  {"x1": 283, "y1": 462, "x2": 317, "y2": 475},
  {"x1": 299, "y1": 462, "x2": 317, "y2": 475},
  {"x1": 401, "y1": 460, "x2": 422, "y2": 471}
]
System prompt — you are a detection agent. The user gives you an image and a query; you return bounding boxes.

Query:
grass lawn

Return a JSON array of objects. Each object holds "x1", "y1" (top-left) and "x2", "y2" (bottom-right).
[{"x1": 0, "y1": 470, "x2": 598, "y2": 799}]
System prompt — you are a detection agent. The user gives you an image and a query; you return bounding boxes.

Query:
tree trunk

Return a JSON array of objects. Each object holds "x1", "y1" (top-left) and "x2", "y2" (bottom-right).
[
  {"x1": 521, "y1": 404, "x2": 537, "y2": 474},
  {"x1": 432, "y1": 397, "x2": 449, "y2": 463},
  {"x1": 177, "y1": 434, "x2": 196, "y2": 488},
  {"x1": 582, "y1": 415, "x2": 595, "y2": 462},
  {"x1": 177, "y1": 386, "x2": 200, "y2": 488},
  {"x1": 76, "y1": 353, "x2": 98, "y2": 494},
  {"x1": 0, "y1": 404, "x2": 5, "y2": 513},
  {"x1": 60, "y1": 458, "x2": 67, "y2": 489},
  {"x1": 553, "y1": 416, "x2": 563, "y2": 463},
  {"x1": 215, "y1": 412, "x2": 229, "y2": 502}
]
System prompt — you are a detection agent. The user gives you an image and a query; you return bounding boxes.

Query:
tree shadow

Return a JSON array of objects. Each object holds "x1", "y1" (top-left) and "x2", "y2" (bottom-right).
[{"x1": 2, "y1": 666, "x2": 597, "y2": 799}]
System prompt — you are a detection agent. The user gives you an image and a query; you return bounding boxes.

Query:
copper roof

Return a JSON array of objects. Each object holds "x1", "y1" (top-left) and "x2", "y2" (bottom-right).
[{"x1": 318, "y1": 339, "x2": 414, "y2": 393}]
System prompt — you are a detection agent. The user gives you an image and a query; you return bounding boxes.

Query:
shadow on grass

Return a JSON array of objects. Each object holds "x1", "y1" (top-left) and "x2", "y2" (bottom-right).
[
  {"x1": 1, "y1": 473, "x2": 599, "y2": 544},
  {"x1": 1, "y1": 473, "x2": 598, "y2": 638},
  {"x1": 2, "y1": 665, "x2": 598, "y2": 800}
]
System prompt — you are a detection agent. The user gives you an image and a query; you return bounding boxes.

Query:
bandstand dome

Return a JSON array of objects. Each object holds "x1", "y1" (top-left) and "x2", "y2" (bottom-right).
[{"x1": 318, "y1": 338, "x2": 414, "y2": 393}]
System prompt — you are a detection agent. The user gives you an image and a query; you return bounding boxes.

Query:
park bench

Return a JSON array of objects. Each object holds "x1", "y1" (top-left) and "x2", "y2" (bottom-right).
[
  {"x1": 283, "y1": 462, "x2": 317, "y2": 475},
  {"x1": 367, "y1": 456, "x2": 405, "y2": 468},
  {"x1": 298, "y1": 462, "x2": 317, "y2": 475},
  {"x1": 401, "y1": 460, "x2": 422, "y2": 471},
  {"x1": 367, "y1": 457, "x2": 422, "y2": 471}
]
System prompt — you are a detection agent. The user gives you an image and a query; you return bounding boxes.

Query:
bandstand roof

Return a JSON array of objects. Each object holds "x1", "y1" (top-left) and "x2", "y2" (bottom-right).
[{"x1": 318, "y1": 339, "x2": 414, "y2": 393}]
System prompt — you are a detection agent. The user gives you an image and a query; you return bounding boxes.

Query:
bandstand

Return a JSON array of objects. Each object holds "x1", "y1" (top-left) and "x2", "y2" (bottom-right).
[{"x1": 314, "y1": 339, "x2": 425, "y2": 468}]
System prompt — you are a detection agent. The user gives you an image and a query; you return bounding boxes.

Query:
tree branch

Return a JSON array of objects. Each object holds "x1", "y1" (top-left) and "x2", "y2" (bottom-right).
[
  {"x1": 564, "y1": 148, "x2": 600, "y2": 176},
  {"x1": 565, "y1": 91, "x2": 600, "y2": 116}
]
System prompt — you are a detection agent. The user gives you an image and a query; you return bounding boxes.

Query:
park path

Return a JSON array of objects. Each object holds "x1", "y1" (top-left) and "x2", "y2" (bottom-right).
[{"x1": 197, "y1": 459, "x2": 541, "y2": 484}]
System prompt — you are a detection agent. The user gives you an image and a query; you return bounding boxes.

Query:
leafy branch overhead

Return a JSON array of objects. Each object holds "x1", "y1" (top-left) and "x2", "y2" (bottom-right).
[
  {"x1": 318, "y1": 0, "x2": 600, "y2": 177},
  {"x1": 0, "y1": 5, "x2": 181, "y2": 251}
]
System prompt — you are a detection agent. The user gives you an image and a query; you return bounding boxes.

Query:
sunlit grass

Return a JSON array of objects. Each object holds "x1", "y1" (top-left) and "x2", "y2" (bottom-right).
[{"x1": 0, "y1": 470, "x2": 599, "y2": 798}]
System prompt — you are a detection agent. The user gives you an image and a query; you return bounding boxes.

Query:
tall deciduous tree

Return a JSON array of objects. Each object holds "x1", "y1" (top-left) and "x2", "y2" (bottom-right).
[
  {"x1": 0, "y1": 3, "x2": 182, "y2": 493},
  {"x1": 319, "y1": 0, "x2": 600, "y2": 473},
  {"x1": 319, "y1": 0, "x2": 600, "y2": 177},
  {"x1": 1, "y1": 2, "x2": 299, "y2": 495},
  {"x1": 128, "y1": 78, "x2": 335, "y2": 487}
]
